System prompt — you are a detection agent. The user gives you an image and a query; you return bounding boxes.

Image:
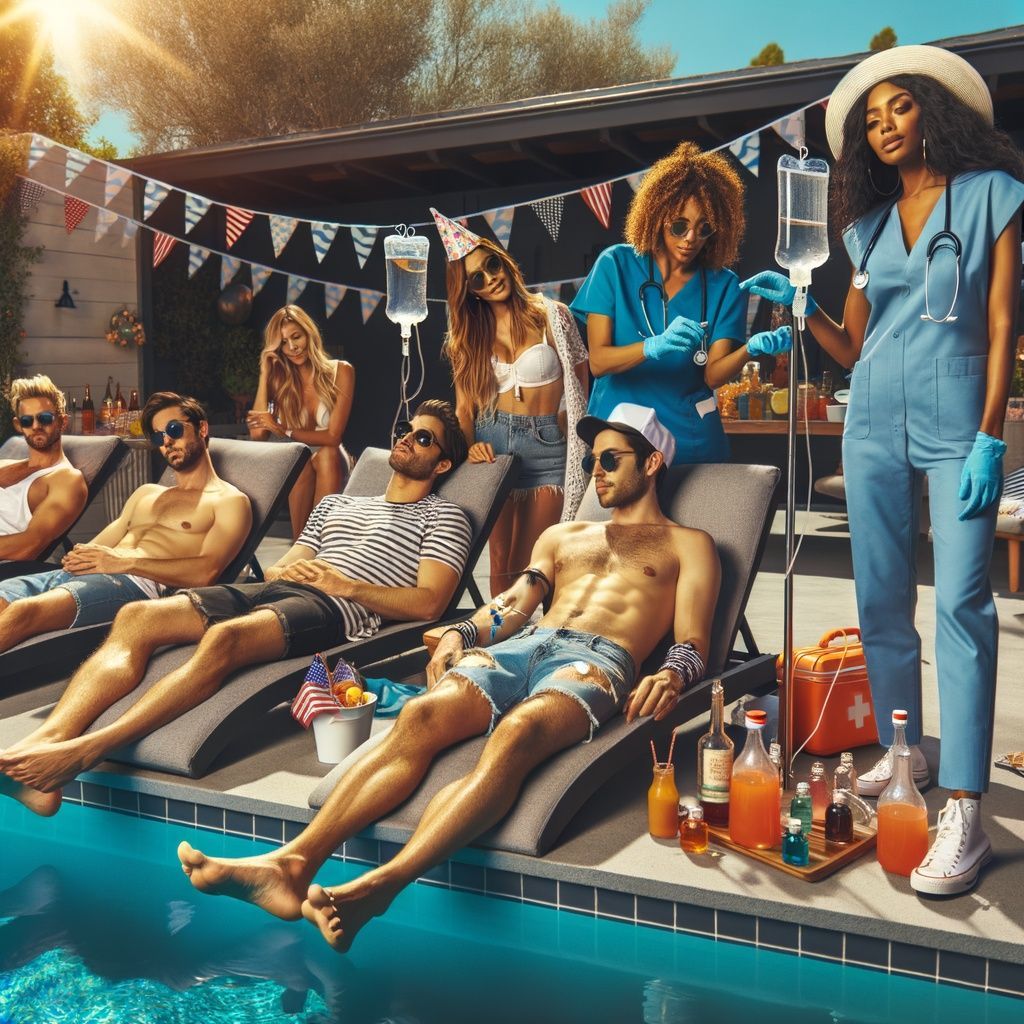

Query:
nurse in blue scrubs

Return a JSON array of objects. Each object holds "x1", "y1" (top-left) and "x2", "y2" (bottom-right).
[
  {"x1": 743, "y1": 46, "x2": 1024, "y2": 896},
  {"x1": 571, "y1": 141, "x2": 791, "y2": 465}
]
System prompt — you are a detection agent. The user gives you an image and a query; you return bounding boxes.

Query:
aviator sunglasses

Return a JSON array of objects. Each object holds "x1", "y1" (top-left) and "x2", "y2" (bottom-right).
[
  {"x1": 393, "y1": 420, "x2": 447, "y2": 459},
  {"x1": 467, "y1": 253, "x2": 505, "y2": 293},
  {"x1": 581, "y1": 449, "x2": 638, "y2": 475},
  {"x1": 148, "y1": 419, "x2": 187, "y2": 448},
  {"x1": 667, "y1": 218, "x2": 714, "y2": 240},
  {"x1": 18, "y1": 412, "x2": 56, "y2": 428}
]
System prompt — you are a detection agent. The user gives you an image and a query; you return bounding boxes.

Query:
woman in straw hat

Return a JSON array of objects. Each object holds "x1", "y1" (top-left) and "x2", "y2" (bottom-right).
[
  {"x1": 432, "y1": 209, "x2": 589, "y2": 598},
  {"x1": 742, "y1": 45, "x2": 1024, "y2": 896},
  {"x1": 570, "y1": 141, "x2": 792, "y2": 466}
]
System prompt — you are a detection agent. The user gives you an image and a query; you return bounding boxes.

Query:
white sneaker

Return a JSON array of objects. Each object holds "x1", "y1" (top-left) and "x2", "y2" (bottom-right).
[
  {"x1": 857, "y1": 745, "x2": 930, "y2": 796},
  {"x1": 911, "y1": 798, "x2": 992, "y2": 896}
]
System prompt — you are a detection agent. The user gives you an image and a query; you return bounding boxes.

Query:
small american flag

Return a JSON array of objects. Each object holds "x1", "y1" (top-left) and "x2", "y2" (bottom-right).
[
  {"x1": 291, "y1": 654, "x2": 359, "y2": 728},
  {"x1": 225, "y1": 205, "x2": 254, "y2": 248}
]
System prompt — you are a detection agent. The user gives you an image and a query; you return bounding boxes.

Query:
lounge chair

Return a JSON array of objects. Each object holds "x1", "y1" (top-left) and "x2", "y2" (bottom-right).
[
  {"x1": 0, "y1": 435, "x2": 128, "y2": 580},
  {"x1": 83, "y1": 448, "x2": 518, "y2": 777},
  {"x1": 0, "y1": 438, "x2": 310, "y2": 690},
  {"x1": 309, "y1": 461, "x2": 781, "y2": 857}
]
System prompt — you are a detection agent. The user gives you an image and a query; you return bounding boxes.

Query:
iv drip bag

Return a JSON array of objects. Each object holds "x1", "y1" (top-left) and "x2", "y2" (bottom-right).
[
  {"x1": 385, "y1": 226, "x2": 429, "y2": 340},
  {"x1": 775, "y1": 154, "x2": 830, "y2": 288}
]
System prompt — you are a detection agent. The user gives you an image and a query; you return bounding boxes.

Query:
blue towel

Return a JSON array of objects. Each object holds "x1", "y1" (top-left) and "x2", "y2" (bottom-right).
[{"x1": 363, "y1": 677, "x2": 424, "y2": 716}]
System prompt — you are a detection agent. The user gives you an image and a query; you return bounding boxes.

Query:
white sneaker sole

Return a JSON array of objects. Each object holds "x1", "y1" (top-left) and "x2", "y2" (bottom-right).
[
  {"x1": 910, "y1": 843, "x2": 992, "y2": 896},
  {"x1": 858, "y1": 768, "x2": 931, "y2": 798}
]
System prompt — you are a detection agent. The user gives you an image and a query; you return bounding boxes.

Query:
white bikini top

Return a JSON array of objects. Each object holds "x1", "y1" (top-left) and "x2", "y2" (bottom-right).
[{"x1": 492, "y1": 333, "x2": 562, "y2": 400}]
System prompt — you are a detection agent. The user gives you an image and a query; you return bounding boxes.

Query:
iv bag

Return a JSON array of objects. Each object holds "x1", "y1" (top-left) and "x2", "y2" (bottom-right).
[
  {"x1": 384, "y1": 227, "x2": 429, "y2": 339},
  {"x1": 775, "y1": 155, "x2": 830, "y2": 287}
]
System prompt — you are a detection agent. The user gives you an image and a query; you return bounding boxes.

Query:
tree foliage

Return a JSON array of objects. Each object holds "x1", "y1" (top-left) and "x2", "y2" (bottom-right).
[
  {"x1": 80, "y1": 0, "x2": 674, "y2": 151},
  {"x1": 750, "y1": 42, "x2": 785, "y2": 67},
  {"x1": 870, "y1": 26, "x2": 897, "y2": 51}
]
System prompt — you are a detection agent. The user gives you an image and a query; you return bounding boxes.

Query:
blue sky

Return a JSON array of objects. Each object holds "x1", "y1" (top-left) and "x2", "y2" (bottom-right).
[{"x1": 86, "y1": 0, "x2": 1023, "y2": 153}]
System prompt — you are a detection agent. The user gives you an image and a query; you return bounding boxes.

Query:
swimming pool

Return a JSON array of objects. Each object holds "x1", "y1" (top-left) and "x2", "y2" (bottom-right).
[{"x1": 0, "y1": 801, "x2": 1019, "y2": 1023}]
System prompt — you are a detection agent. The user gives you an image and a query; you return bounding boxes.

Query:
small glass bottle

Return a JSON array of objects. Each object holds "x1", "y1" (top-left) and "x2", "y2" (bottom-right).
[
  {"x1": 824, "y1": 790, "x2": 854, "y2": 845},
  {"x1": 679, "y1": 805, "x2": 708, "y2": 854},
  {"x1": 789, "y1": 781, "x2": 813, "y2": 836},
  {"x1": 697, "y1": 678, "x2": 733, "y2": 827},
  {"x1": 876, "y1": 749, "x2": 929, "y2": 876},
  {"x1": 70, "y1": 397, "x2": 80, "y2": 435},
  {"x1": 729, "y1": 709, "x2": 781, "y2": 850},
  {"x1": 834, "y1": 752, "x2": 858, "y2": 795},
  {"x1": 768, "y1": 741, "x2": 784, "y2": 792},
  {"x1": 648, "y1": 763, "x2": 680, "y2": 839},
  {"x1": 782, "y1": 817, "x2": 810, "y2": 867},
  {"x1": 808, "y1": 761, "x2": 829, "y2": 823}
]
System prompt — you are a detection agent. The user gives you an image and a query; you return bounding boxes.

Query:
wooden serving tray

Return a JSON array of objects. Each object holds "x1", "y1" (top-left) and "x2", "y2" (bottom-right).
[{"x1": 707, "y1": 818, "x2": 877, "y2": 882}]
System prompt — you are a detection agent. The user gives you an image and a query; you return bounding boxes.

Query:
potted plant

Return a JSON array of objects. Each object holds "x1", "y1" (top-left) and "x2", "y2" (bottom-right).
[{"x1": 219, "y1": 325, "x2": 262, "y2": 424}]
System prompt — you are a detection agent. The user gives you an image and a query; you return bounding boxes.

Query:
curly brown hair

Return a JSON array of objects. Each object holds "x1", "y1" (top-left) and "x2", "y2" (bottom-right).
[
  {"x1": 625, "y1": 141, "x2": 746, "y2": 268},
  {"x1": 413, "y1": 398, "x2": 469, "y2": 471}
]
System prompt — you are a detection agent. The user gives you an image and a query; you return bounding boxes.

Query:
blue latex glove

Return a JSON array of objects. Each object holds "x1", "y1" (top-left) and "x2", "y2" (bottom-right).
[
  {"x1": 642, "y1": 315, "x2": 705, "y2": 368},
  {"x1": 958, "y1": 432, "x2": 1006, "y2": 521},
  {"x1": 747, "y1": 325, "x2": 792, "y2": 357},
  {"x1": 739, "y1": 270, "x2": 818, "y2": 315}
]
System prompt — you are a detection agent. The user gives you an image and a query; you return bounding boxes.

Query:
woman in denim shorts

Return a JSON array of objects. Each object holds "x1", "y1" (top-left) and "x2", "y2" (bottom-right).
[{"x1": 434, "y1": 209, "x2": 589, "y2": 597}]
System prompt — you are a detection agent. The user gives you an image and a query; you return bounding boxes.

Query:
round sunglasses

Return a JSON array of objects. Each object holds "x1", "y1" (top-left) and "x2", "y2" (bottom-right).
[
  {"x1": 18, "y1": 412, "x2": 56, "y2": 428},
  {"x1": 148, "y1": 419, "x2": 187, "y2": 448},
  {"x1": 667, "y1": 219, "x2": 714, "y2": 240},
  {"x1": 467, "y1": 253, "x2": 505, "y2": 293},
  {"x1": 393, "y1": 420, "x2": 448, "y2": 459},
  {"x1": 581, "y1": 449, "x2": 638, "y2": 475}
]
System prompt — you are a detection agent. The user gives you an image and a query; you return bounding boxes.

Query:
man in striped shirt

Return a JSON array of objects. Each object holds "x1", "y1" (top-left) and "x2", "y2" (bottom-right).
[{"x1": 0, "y1": 400, "x2": 471, "y2": 815}]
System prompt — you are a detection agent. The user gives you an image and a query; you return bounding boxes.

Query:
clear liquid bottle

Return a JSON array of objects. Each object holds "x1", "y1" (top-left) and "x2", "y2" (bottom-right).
[
  {"x1": 383, "y1": 228, "x2": 429, "y2": 344},
  {"x1": 782, "y1": 817, "x2": 810, "y2": 867},
  {"x1": 825, "y1": 790, "x2": 854, "y2": 845},
  {"x1": 768, "y1": 741, "x2": 784, "y2": 792},
  {"x1": 70, "y1": 397, "x2": 80, "y2": 435},
  {"x1": 679, "y1": 805, "x2": 708, "y2": 854},
  {"x1": 697, "y1": 678, "x2": 733, "y2": 827},
  {"x1": 729, "y1": 709, "x2": 781, "y2": 850},
  {"x1": 789, "y1": 781, "x2": 813, "y2": 836},
  {"x1": 835, "y1": 752, "x2": 858, "y2": 795},
  {"x1": 876, "y1": 749, "x2": 929, "y2": 876},
  {"x1": 808, "y1": 761, "x2": 829, "y2": 823},
  {"x1": 647, "y1": 763, "x2": 679, "y2": 839}
]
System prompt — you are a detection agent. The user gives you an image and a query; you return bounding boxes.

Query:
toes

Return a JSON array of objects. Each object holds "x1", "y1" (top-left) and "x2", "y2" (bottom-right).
[
  {"x1": 306, "y1": 884, "x2": 333, "y2": 912},
  {"x1": 177, "y1": 841, "x2": 204, "y2": 869}
]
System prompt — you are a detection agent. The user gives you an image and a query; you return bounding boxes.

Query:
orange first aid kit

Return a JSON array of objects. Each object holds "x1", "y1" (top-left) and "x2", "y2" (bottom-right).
[{"x1": 777, "y1": 628, "x2": 879, "y2": 756}]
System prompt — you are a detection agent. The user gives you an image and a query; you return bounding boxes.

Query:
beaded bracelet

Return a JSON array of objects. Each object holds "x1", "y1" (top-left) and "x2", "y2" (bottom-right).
[
  {"x1": 441, "y1": 620, "x2": 478, "y2": 649},
  {"x1": 660, "y1": 642, "x2": 706, "y2": 690}
]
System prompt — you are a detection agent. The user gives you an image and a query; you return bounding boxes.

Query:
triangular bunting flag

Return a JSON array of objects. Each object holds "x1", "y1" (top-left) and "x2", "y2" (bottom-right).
[
  {"x1": 351, "y1": 225, "x2": 378, "y2": 269},
  {"x1": 94, "y1": 207, "x2": 119, "y2": 242},
  {"x1": 64, "y1": 149, "x2": 91, "y2": 189},
  {"x1": 188, "y1": 244, "x2": 211, "y2": 279},
  {"x1": 311, "y1": 221, "x2": 340, "y2": 263},
  {"x1": 483, "y1": 207, "x2": 515, "y2": 249},
  {"x1": 251, "y1": 265, "x2": 273, "y2": 296},
  {"x1": 626, "y1": 171, "x2": 646, "y2": 193},
  {"x1": 226, "y1": 206, "x2": 254, "y2": 248},
  {"x1": 105, "y1": 165, "x2": 131, "y2": 207},
  {"x1": 220, "y1": 255, "x2": 242, "y2": 290},
  {"x1": 269, "y1": 214, "x2": 298, "y2": 258},
  {"x1": 729, "y1": 132, "x2": 760, "y2": 177},
  {"x1": 286, "y1": 275, "x2": 307, "y2": 305},
  {"x1": 581, "y1": 183, "x2": 613, "y2": 230},
  {"x1": 324, "y1": 283, "x2": 347, "y2": 318},
  {"x1": 63, "y1": 196, "x2": 89, "y2": 234},
  {"x1": 184, "y1": 193, "x2": 213, "y2": 234},
  {"x1": 359, "y1": 288, "x2": 384, "y2": 324},
  {"x1": 531, "y1": 196, "x2": 563, "y2": 242},
  {"x1": 152, "y1": 231, "x2": 177, "y2": 268},
  {"x1": 27, "y1": 134, "x2": 53, "y2": 171},
  {"x1": 771, "y1": 111, "x2": 806, "y2": 152},
  {"x1": 121, "y1": 220, "x2": 138, "y2": 247},
  {"x1": 18, "y1": 179, "x2": 47, "y2": 217},
  {"x1": 144, "y1": 179, "x2": 171, "y2": 220}
]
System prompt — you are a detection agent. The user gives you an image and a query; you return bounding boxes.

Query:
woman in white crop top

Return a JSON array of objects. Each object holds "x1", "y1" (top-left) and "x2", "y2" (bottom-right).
[
  {"x1": 438, "y1": 224, "x2": 589, "y2": 598},
  {"x1": 247, "y1": 305, "x2": 354, "y2": 538}
]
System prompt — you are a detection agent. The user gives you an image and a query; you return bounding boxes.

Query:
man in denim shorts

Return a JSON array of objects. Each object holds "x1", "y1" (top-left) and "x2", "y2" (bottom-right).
[{"x1": 175, "y1": 404, "x2": 721, "y2": 954}]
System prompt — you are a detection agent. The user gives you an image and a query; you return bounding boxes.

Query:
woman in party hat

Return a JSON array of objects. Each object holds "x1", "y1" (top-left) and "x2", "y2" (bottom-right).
[{"x1": 433, "y1": 208, "x2": 588, "y2": 598}]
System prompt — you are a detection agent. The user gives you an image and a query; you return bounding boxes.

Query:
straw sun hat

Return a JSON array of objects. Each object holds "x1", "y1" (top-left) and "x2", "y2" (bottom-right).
[{"x1": 825, "y1": 44, "x2": 994, "y2": 158}]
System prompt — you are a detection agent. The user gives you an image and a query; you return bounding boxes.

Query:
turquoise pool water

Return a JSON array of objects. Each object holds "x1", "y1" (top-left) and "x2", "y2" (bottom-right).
[{"x1": 0, "y1": 801, "x2": 1018, "y2": 1024}]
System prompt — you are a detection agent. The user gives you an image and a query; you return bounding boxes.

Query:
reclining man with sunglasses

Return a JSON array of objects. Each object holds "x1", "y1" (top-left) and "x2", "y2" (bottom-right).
[
  {"x1": 0, "y1": 375, "x2": 89, "y2": 579},
  {"x1": 172, "y1": 403, "x2": 719, "y2": 955},
  {"x1": 0, "y1": 400, "x2": 472, "y2": 814},
  {"x1": 0, "y1": 391, "x2": 252, "y2": 657}
]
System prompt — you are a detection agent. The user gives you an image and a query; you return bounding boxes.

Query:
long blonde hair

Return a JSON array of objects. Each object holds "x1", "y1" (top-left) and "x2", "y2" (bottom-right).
[
  {"x1": 442, "y1": 239, "x2": 547, "y2": 415},
  {"x1": 262, "y1": 306, "x2": 336, "y2": 429}
]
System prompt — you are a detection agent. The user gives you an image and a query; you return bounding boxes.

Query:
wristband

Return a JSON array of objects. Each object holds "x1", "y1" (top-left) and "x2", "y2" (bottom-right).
[
  {"x1": 660, "y1": 642, "x2": 706, "y2": 690},
  {"x1": 441, "y1": 620, "x2": 478, "y2": 649}
]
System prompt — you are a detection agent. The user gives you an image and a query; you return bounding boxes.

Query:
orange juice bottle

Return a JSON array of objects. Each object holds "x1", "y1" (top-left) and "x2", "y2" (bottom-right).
[
  {"x1": 647, "y1": 763, "x2": 680, "y2": 839},
  {"x1": 876, "y1": 748, "x2": 929, "y2": 875},
  {"x1": 729, "y1": 709, "x2": 781, "y2": 850}
]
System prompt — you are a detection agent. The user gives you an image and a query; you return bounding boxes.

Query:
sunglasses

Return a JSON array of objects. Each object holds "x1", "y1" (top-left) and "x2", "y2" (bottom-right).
[
  {"x1": 467, "y1": 253, "x2": 505, "y2": 293},
  {"x1": 148, "y1": 419, "x2": 187, "y2": 448},
  {"x1": 393, "y1": 420, "x2": 447, "y2": 459},
  {"x1": 18, "y1": 412, "x2": 56, "y2": 428},
  {"x1": 581, "y1": 449, "x2": 638, "y2": 475},
  {"x1": 668, "y1": 219, "x2": 714, "y2": 240}
]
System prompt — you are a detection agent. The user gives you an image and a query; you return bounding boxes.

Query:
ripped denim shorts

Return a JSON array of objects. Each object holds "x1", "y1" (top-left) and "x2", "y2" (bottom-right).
[{"x1": 474, "y1": 411, "x2": 566, "y2": 492}]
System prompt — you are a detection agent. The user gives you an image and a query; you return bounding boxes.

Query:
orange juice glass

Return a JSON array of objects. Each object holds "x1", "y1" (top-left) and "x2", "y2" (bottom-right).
[
  {"x1": 729, "y1": 771, "x2": 781, "y2": 849},
  {"x1": 648, "y1": 764, "x2": 680, "y2": 838},
  {"x1": 876, "y1": 803, "x2": 929, "y2": 875}
]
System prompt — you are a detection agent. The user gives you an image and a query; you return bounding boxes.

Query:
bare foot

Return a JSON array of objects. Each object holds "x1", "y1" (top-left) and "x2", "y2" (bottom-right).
[
  {"x1": 0, "y1": 738, "x2": 93, "y2": 793},
  {"x1": 177, "y1": 842, "x2": 311, "y2": 920},
  {"x1": 301, "y1": 877, "x2": 396, "y2": 953},
  {"x1": 0, "y1": 769, "x2": 61, "y2": 817}
]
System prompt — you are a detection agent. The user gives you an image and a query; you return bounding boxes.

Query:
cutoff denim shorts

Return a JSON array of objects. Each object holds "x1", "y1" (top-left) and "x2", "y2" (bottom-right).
[
  {"x1": 0, "y1": 569, "x2": 151, "y2": 626},
  {"x1": 474, "y1": 411, "x2": 566, "y2": 491},
  {"x1": 442, "y1": 626, "x2": 636, "y2": 740}
]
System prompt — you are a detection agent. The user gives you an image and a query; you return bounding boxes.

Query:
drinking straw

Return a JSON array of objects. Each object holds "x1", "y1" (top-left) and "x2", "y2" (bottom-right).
[
  {"x1": 650, "y1": 740, "x2": 658, "y2": 768},
  {"x1": 666, "y1": 729, "x2": 677, "y2": 768}
]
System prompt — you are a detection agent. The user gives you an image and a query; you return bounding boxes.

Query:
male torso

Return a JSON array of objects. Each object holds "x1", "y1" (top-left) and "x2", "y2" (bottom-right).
[{"x1": 0, "y1": 457, "x2": 75, "y2": 532}]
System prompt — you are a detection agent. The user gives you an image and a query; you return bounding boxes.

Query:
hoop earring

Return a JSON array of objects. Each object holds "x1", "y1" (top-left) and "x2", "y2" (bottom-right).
[
  {"x1": 922, "y1": 136, "x2": 928, "y2": 167},
  {"x1": 867, "y1": 162, "x2": 900, "y2": 197}
]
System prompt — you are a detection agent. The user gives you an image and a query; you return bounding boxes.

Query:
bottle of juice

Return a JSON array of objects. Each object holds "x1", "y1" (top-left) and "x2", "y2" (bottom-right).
[
  {"x1": 789, "y1": 781, "x2": 813, "y2": 836},
  {"x1": 679, "y1": 805, "x2": 708, "y2": 854},
  {"x1": 825, "y1": 790, "x2": 854, "y2": 845},
  {"x1": 782, "y1": 817, "x2": 809, "y2": 867},
  {"x1": 697, "y1": 678, "x2": 733, "y2": 827},
  {"x1": 729, "y1": 709, "x2": 781, "y2": 850},
  {"x1": 648, "y1": 763, "x2": 680, "y2": 839},
  {"x1": 876, "y1": 748, "x2": 929, "y2": 876},
  {"x1": 808, "y1": 761, "x2": 829, "y2": 822}
]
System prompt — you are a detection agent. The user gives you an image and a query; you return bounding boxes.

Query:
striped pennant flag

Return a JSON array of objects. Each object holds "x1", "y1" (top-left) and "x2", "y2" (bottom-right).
[
  {"x1": 359, "y1": 288, "x2": 384, "y2": 324},
  {"x1": 121, "y1": 220, "x2": 138, "y2": 247},
  {"x1": 771, "y1": 111, "x2": 806, "y2": 152},
  {"x1": 18, "y1": 179, "x2": 47, "y2": 217},
  {"x1": 63, "y1": 196, "x2": 89, "y2": 234},
  {"x1": 105, "y1": 165, "x2": 131, "y2": 207},
  {"x1": 728, "y1": 132, "x2": 760, "y2": 177},
  {"x1": 530, "y1": 196, "x2": 563, "y2": 242},
  {"x1": 226, "y1": 206, "x2": 254, "y2": 248},
  {"x1": 310, "y1": 221, "x2": 339, "y2": 263},
  {"x1": 27, "y1": 134, "x2": 53, "y2": 170},
  {"x1": 483, "y1": 206, "x2": 514, "y2": 249},
  {"x1": 581, "y1": 182, "x2": 613, "y2": 230},
  {"x1": 220, "y1": 255, "x2": 242, "y2": 290},
  {"x1": 94, "y1": 207, "x2": 119, "y2": 242},
  {"x1": 152, "y1": 231, "x2": 177, "y2": 268},
  {"x1": 626, "y1": 171, "x2": 646, "y2": 193},
  {"x1": 188, "y1": 244, "x2": 211, "y2": 279},
  {"x1": 143, "y1": 179, "x2": 170, "y2": 220},
  {"x1": 350, "y1": 225, "x2": 378, "y2": 269},
  {"x1": 269, "y1": 214, "x2": 298, "y2": 257},
  {"x1": 184, "y1": 193, "x2": 212, "y2": 234},
  {"x1": 251, "y1": 265, "x2": 273, "y2": 296},
  {"x1": 324, "y1": 283, "x2": 347, "y2": 318},
  {"x1": 286, "y1": 274, "x2": 307, "y2": 305},
  {"x1": 65, "y1": 149, "x2": 91, "y2": 189}
]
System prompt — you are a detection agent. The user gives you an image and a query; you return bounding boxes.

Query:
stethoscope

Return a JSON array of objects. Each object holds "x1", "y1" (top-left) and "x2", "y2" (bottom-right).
[
  {"x1": 639, "y1": 255, "x2": 710, "y2": 366},
  {"x1": 852, "y1": 177, "x2": 961, "y2": 324}
]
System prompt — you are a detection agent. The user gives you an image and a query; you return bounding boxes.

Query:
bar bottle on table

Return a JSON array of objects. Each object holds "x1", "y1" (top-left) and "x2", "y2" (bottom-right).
[
  {"x1": 648, "y1": 763, "x2": 680, "y2": 839},
  {"x1": 697, "y1": 678, "x2": 733, "y2": 827},
  {"x1": 825, "y1": 790, "x2": 854, "y2": 845},
  {"x1": 809, "y1": 761, "x2": 829, "y2": 823},
  {"x1": 81, "y1": 384, "x2": 95, "y2": 435},
  {"x1": 729, "y1": 709, "x2": 781, "y2": 850},
  {"x1": 782, "y1": 817, "x2": 810, "y2": 867},
  {"x1": 789, "y1": 781, "x2": 813, "y2": 836}
]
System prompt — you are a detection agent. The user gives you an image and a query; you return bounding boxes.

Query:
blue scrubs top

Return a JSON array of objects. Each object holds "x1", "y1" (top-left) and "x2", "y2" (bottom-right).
[{"x1": 570, "y1": 244, "x2": 746, "y2": 465}]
